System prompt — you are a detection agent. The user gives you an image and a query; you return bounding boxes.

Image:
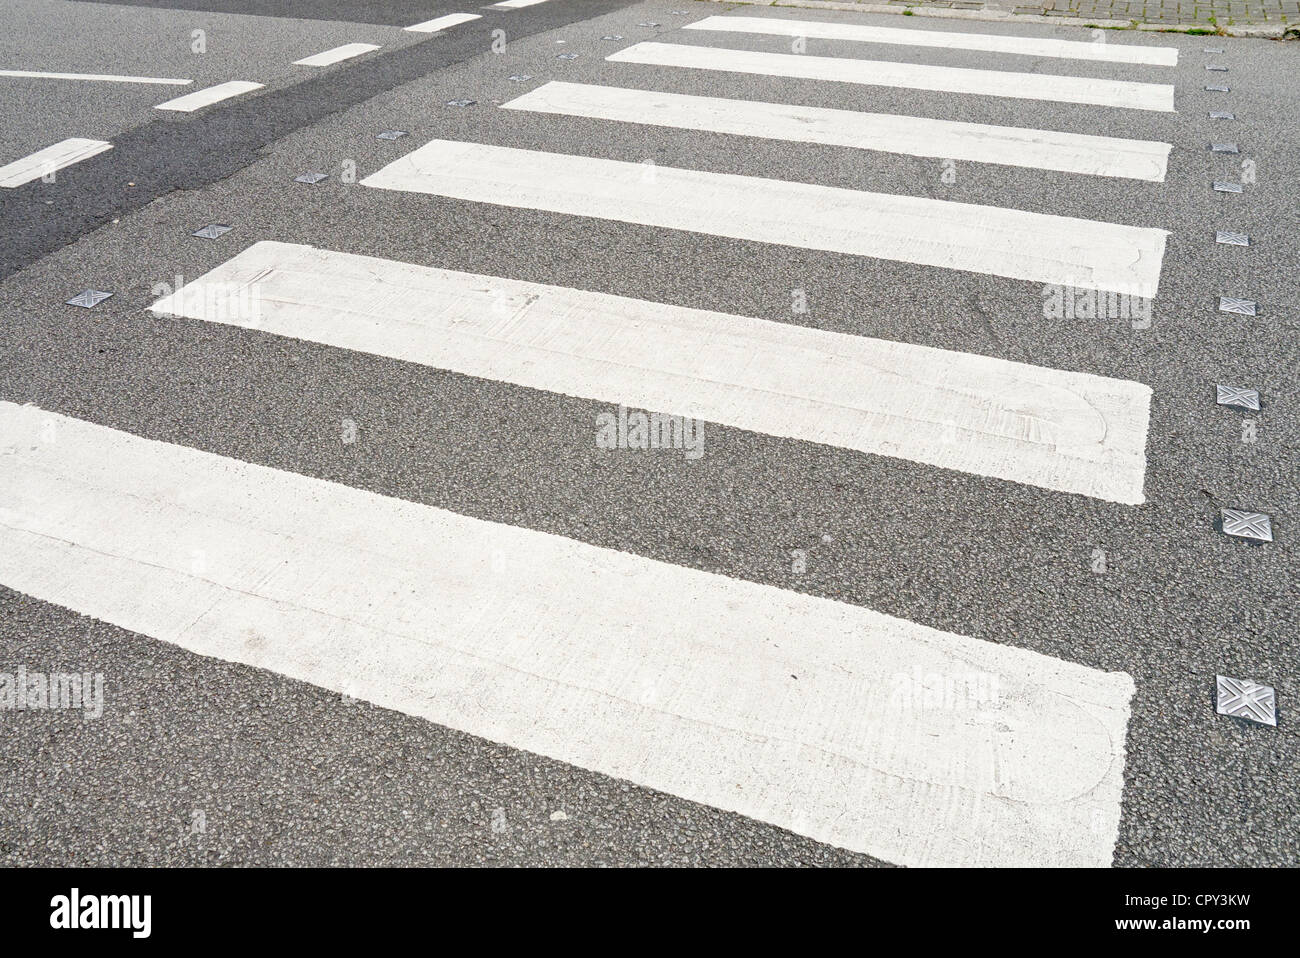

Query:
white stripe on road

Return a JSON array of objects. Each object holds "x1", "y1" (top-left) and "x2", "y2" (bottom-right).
[
  {"x1": 502, "y1": 81, "x2": 1172, "y2": 181},
  {"x1": 489, "y1": 0, "x2": 554, "y2": 7},
  {"x1": 0, "y1": 401, "x2": 1136, "y2": 867},
  {"x1": 293, "y1": 43, "x2": 381, "y2": 66},
  {"x1": 361, "y1": 139, "x2": 1168, "y2": 297},
  {"x1": 0, "y1": 70, "x2": 191, "y2": 85},
  {"x1": 0, "y1": 138, "x2": 112, "y2": 188},
  {"x1": 684, "y1": 15, "x2": 1179, "y2": 66},
  {"x1": 404, "y1": 13, "x2": 482, "y2": 32},
  {"x1": 607, "y1": 42, "x2": 1176, "y2": 112},
  {"x1": 153, "y1": 80, "x2": 264, "y2": 112},
  {"x1": 151, "y1": 242, "x2": 1152, "y2": 503}
]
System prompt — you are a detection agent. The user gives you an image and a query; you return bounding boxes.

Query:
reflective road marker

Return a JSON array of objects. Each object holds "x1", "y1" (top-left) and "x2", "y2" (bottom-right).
[
  {"x1": 1216, "y1": 385, "x2": 1260, "y2": 411},
  {"x1": 1220, "y1": 509, "x2": 1273, "y2": 542},
  {"x1": 361, "y1": 139, "x2": 1169, "y2": 296},
  {"x1": 1216, "y1": 676, "x2": 1277, "y2": 727},
  {"x1": 0, "y1": 401, "x2": 1137, "y2": 868},
  {"x1": 152, "y1": 241, "x2": 1153, "y2": 503}
]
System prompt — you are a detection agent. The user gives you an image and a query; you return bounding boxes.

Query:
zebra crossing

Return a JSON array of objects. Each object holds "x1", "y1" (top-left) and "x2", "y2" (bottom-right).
[
  {"x1": 500, "y1": 81, "x2": 1173, "y2": 180},
  {"x1": 606, "y1": 42, "x2": 1176, "y2": 111},
  {"x1": 149, "y1": 241, "x2": 1152, "y2": 503},
  {"x1": 0, "y1": 10, "x2": 1197, "y2": 865},
  {"x1": 360, "y1": 138, "x2": 1167, "y2": 295}
]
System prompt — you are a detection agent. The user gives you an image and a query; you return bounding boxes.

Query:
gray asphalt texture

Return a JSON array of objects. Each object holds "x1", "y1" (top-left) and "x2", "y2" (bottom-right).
[
  {"x1": 0, "y1": 0, "x2": 636, "y2": 278},
  {"x1": 1, "y1": 0, "x2": 1297, "y2": 866},
  {"x1": 0, "y1": 0, "x2": 427, "y2": 162},
  {"x1": 73, "y1": 0, "x2": 578, "y2": 27}
]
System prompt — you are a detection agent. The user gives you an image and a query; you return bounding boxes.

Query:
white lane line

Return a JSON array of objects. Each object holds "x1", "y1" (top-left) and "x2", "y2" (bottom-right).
[
  {"x1": 361, "y1": 139, "x2": 1168, "y2": 297},
  {"x1": 607, "y1": 42, "x2": 1176, "y2": 112},
  {"x1": 503, "y1": 81, "x2": 1172, "y2": 182},
  {"x1": 0, "y1": 138, "x2": 112, "y2": 189},
  {"x1": 151, "y1": 242, "x2": 1152, "y2": 503},
  {"x1": 0, "y1": 70, "x2": 191, "y2": 85},
  {"x1": 684, "y1": 15, "x2": 1179, "y2": 66},
  {"x1": 293, "y1": 43, "x2": 381, "y2": 67},
  {"x1": 153, "y1": 80, "x2": 264, "y2": 113},
  {"x1": 405, "y1": 13, "x2": 482, "y2": 32},
  {"x1": 489, "y1": 0, "x2": 554, "y2": 7},
  {"x1": 0, "y1": 401, "x2": 1136, "y2": 867}
]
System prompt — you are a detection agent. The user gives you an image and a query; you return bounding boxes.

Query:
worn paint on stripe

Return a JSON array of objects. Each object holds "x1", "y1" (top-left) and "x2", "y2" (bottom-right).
[
  {"x1": 685, "y1": 15, "x2": 1178, "y2": 66},
  {"x1": 0, "y1": 138, "x2": 112, "y2": 188},
  {"x1": 502, "y1": 81, "x2": 1171, "y2": 182},
  {"x1": 607, "y1": 42, "x2": 1176, "y2": 112},
  {"x1": 361, "y1": 139, "x2": 1167, "y2": 297},
  {"x1": 405, "y1": 13, "x2": 482, "y2": 32},
  {"x1": 0, "y1": 402, "x2": 1136, "y2": 867},
  {"x1": 293, "y1": 43, "x2": 381, "y2": 66},
  {"x1": 0, "y1": 69, "x2": 191, "y2": 85},
  {"x1": 151, "y1": 242, "x2": 1152, "y2": 502},
  {"x1": 153, "y1": 80, "x2": 264, "y2": 112}
]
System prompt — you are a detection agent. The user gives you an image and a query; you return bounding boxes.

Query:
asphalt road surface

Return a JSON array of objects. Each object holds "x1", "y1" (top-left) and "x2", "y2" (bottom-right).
[{"x1": 0, "y1": 0, "x2": 1296, "y2": 867}]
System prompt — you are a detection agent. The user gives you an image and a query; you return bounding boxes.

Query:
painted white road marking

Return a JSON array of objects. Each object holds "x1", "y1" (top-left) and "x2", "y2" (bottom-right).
[
  {"x1": 684, "y1": 15, "x2": 1179, "y2": 66},
  {"x1": 361, "y1": 139, "x2": 1168, "y2": 296},
  {"x1": 0, "y1": 401, "x2": 1136, "y2": 868},
  {"x1": 0, "y1": 70, "x2": 191, "y2": 85},
  {"x1": 0, "y1": 138, "x2": 112, "y2": 188},
  {"x1": 151, "y1": 242, "x2": 1152, "y2": 503},
  {"x1": 153, "y1": 80, "x2": 264, "y2": 112},
  {"x1": 293, "y1": 43, "x2": 381, "y2": 67},
  {"x1": 503, "y1": 81, "x2": 1172, "y2": 181},
  {"x1": 489, "y1": 0, "x2": 554, "y2": 8},
  {"x1": 607, "y1": 42, "x2": 1177, "y2": 112},
  {"x1": 405, "y1": 13, "x2": 482, "y2": 32}
]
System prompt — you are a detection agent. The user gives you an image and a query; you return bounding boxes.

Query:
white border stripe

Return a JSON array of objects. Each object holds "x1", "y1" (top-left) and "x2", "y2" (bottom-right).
[
  {"x1": 0, "y1": 401, "x2": 1136, "y2": 867},
  {"x1": 608, "y1": 42, "x2": 1176, "y2": 112},
  {"x1": 684, "y1": 15, "x2": 1179, "y2": 66},
  {"x1": 151, "y1": 242, "x2": 1152, "y2": 502},
  {"x1": 490, "y1": 0, "x2": 554, "y2": 8},
  {"x1": 361, "y1": 139, "x2": 1168, "y2": 297},
  {"x1": 0, "y1": 70, "x2": 191, "y2": 85},
  {"x1": 0, "y1": 138, "x2": 112, "y2": 188},
  {"x1": 503, "y1": 81, "x2": 1171, "y2": 181},
  {"x1": 293, "y1": 43, "x2": 381, "y2": 66},
  {"x1": 405, "y1": 13, "x2": 482, "y2": 32},
  {"x1": 153, "y1": 80, "x2": 264, "y2": 112}
]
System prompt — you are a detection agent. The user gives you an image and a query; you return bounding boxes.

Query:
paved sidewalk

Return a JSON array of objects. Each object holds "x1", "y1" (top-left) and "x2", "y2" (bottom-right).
[
  {"x1": 723, "y1": 0, "x2": 1300, "y2": 32},
  {"x1": 892, "y1": 0, "x2": 1297, "y2": 28}
]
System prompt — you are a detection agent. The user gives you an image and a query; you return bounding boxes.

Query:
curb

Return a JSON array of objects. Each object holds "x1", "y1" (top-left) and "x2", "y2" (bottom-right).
[{"x1": 704, "y1": 0, "x2": 1293, "y2": 38}]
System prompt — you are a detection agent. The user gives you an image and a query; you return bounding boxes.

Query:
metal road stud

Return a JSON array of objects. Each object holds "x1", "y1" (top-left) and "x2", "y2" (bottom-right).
[
  {"x1": 1216, "y1": 385, "x2": 1260, "y2": 411},
  {"x1": 1220, "y1": 509, "x2": 1273, "y2": 543},
  {"x1": 1216, "y1": 675, "x2": 1277, "y2": 727}
]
